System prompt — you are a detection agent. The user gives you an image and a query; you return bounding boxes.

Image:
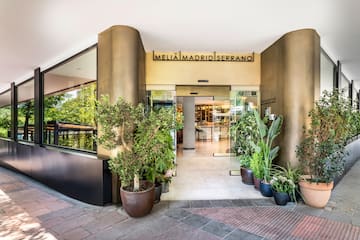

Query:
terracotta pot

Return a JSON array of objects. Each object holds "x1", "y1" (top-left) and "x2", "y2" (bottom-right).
[
  {"x1": 253, "y1": 176, "x2": 261, "y2": 190},
  {"x1": 240, "y1": 167, "x2": 254, "y2": 185},
  {"x1": 299, "y1": 180, "x2": 333, "y2": 208},
  {"x1": 120, "y1": 181, "x2": 155, "y2": 217}
]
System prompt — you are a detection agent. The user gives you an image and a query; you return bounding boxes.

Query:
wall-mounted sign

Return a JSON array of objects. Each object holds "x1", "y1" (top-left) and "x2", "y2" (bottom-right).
[{"x1": 152, "y1": 51, "x2": 255, "y2": 62}]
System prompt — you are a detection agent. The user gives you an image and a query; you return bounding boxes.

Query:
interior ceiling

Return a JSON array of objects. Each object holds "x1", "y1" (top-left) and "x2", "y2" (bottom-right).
[{"x1": 1, "y1": 0, "x2": 360, "y2": 92}]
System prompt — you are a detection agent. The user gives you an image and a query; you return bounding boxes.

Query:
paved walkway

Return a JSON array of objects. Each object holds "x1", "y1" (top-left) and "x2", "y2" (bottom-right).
[{"x1": 0, "y1": 161, "x2": 360, "y2": 239}]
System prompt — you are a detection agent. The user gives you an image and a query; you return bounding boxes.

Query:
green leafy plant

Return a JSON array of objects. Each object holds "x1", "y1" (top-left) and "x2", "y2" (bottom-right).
[
  {"x1": 250, "y1": 151, "x2": 264, "y2": 179},
  {"x1": 296, "y1": 89, "x2": 351, "y2": 183},
  {"x1": 96, "y1": 95, "x2": 176, "y2": 191},
  {"x1": 270, "y1": 175, "x2": 296, "y2": 195},
  {"x1": 231, "y1": 111, "x2": 260, "y2": 168},
  {"x1": 271, "y1": 164, "x2": 300, "y2": 201},
  {"x1": 251, "y1": 111, "x2": 283, "y2": 182}
]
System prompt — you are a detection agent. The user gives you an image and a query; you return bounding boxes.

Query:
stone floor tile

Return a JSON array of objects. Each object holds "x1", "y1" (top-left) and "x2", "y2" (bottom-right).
[
  {"x1": 165, "y1": 208, "x2": 191, "y2": 220},
  {"x1": 231, "y1": 199, "x2": 257, "y2": 207},
  {"x1": 210, "y1": 200, "x2": 235, "y2": 207},
  {"x1": 190, "y1": 200, "x2": 212, "y2": 208},
  {"x1": 201, "y1": 220, "x2": 234, "y2": 237},
  {"x1": 83, "y1": 211, "x2": 128, "y2": 234},
  {"x1": 63, "y1": 227, "x2": 90, "y2": 240},
  {"x1": 224, "y1": 229, "x2": 263, "y2": 240},
  {"x1": 167, "y1": 200, "x2": 190, "y2": 208},
  {"x1": 181, "y1": 214, "x2": 211, "y2": 228}
]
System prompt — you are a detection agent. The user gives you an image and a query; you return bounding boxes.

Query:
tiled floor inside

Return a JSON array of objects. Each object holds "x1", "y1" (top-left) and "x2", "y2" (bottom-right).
[{"x1": 162, "y1": 139, "x2": 265, "y2": 200}]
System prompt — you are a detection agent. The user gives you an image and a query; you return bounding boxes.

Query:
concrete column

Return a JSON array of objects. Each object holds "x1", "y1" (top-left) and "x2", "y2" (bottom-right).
[
  {"x1": 261, "y1": 29, "x2": 320, "y2": 167},
  {"x1": 97, "y1": 25, "x2": 146, "y2": 203},
  {"x1": 183, "y1": 97, "x2": 196, "y2": 149}
]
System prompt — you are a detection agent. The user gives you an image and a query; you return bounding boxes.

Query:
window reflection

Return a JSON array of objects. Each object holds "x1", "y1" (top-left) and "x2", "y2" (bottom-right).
[
  {"x1": 43, "y1": 47, "x2": 97, "y2": 151},
  {"x1": 0, "y1": 90, "x2": 11, "y2": 138},
  {"x1": 17, "y1": 79, "x2": 35, "y2": 142}
]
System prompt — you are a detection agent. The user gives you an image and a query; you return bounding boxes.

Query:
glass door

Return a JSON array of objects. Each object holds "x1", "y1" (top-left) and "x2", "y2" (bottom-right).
[{"x1": 229, "y1": 89, "x2": 260, "y2": 155}]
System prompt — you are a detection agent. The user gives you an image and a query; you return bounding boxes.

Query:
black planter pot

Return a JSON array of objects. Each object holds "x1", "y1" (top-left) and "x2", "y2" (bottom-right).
[
  {"x1": 260, "y1": 181, "x2": 273, "y2": 197},
  {"x1": 273, "y1": 191, "x2": 290, "y2": 206},
  {"x1": 154, "y1": 183, "x2": 162, "y2": 204},
  {"x1": 240, "y1": 167, "x2": 254, "y2": 185}
]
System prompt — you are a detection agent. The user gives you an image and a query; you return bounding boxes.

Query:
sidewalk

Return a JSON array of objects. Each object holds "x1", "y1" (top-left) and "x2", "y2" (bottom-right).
[{"x1": 0, "y1": 161, "x2": 359, "y2": 240}]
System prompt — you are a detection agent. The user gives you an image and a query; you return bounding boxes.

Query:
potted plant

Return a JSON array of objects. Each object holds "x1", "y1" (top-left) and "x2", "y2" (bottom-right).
[
  {"x1": 296, "y1": 90, "x2": 351, "y2": 208},
  {"x1": 250, "y1": 151, "x2": 264, "y2": 190},
  {"x1": 96, "y1": 96, "x2": 175, "y2": 217},
  {"x1": 231, "y1": 111, "x2": 259, "y2": 185},
  {"x1": 270, "y1": 165, "x2": 299, "y2": 204},
  {"x1": 251, "y1": 111, "x2": 283, "y2": 197},
  {"x1": 141, "y1": 107, "x2": 176, "y2": 203}
]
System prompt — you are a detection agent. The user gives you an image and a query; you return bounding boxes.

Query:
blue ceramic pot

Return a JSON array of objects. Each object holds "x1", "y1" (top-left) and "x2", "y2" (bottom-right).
[
  {"x1": 273, "y1": 191, "x2": 290, "y2": 205},
  {"x1": 260, "y1": 181, "x2": 273, "y2": 197}
]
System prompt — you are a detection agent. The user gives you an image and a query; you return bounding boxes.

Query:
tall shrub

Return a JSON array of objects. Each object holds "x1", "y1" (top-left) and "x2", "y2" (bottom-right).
[{"x1": 296, "y1": 90, "x2": 352, "y2": 183}]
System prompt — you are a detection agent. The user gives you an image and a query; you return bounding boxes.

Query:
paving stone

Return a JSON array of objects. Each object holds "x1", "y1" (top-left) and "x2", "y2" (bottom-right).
[
  {"x1": 201, "y1": 220, "x2": 234, "y2": 237},
  {"x1": 165, "y1": 208, "x2": 191, "y2": 220},
  {"x1": 224, "y1": 229, "x2": 263, "y2": 240},
  {"x1": 63, "y1": 227, "x2": 90, "y2": 240},
  {"x1": 253, "y1": 199, "x2": 275, "y2": 206},
  {"x1": 167, "y1": 200, "x2": 190, "y2": 208},
  {"x1": 155, "y1": 222, "x2": 219, "y2": 240},
  {"x1": 181, "y1": 214, "x2": 211, "y2": 229},
  {"x1": 83, "y1": 211, "x2": 128, "y2": 234},
  {"x1": 190, "y1": 200, "x2": 212, "y2": 208},
  {"x1": 210, "y1": 200, "x2": 235, "y2": 207},
  {"x1": 231, "y1": 199, "x2": 257, "y2": 207}
]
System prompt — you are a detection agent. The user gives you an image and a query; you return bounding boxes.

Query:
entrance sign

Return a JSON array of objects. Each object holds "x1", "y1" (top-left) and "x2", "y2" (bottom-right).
[{"x1": 152, "y1": 51, "x2": 255, "y2": 62}]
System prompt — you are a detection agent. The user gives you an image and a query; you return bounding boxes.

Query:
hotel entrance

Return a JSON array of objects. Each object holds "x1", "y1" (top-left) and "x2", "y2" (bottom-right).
[{"x1": 147, "y1": 86, "x2": 260, "y2": 200}]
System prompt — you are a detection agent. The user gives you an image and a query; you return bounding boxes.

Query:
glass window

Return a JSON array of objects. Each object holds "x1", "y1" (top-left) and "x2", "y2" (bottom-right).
[
  {"x1": 320, "y1": 50, "x2": 335, "y2": 94},
  {"x1": 43, "y1": 47, "x2": 97, "y2": 152},
  {"x1": 17, "y1": 79, "x2": 35, "y2": 142},
  {"x1": 341, "y1": 73, "x2": 350, "y2": 98},
  {"x1": 0, "y1": 90, "x2": 11, "y2": 138}
]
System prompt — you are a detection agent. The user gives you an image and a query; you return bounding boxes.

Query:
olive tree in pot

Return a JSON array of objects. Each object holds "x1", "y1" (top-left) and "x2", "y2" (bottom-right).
[
  {"x1": 96, "y1": 96, "x2": 175, "y2": 217},
  {"x1": 296, "y1": 90, "x2": 351, "y2": 208},
  {"x1": 231, "y1": 111, "x2": 259, "y2": 185},
  {"x1": 251, "y1": 111, "x2": 283, "y2": 197}
]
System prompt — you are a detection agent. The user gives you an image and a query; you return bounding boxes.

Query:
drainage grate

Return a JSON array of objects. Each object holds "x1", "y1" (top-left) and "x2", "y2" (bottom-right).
[{"x1": 191, "y1": 207, "x2": 360, "y2": 240}]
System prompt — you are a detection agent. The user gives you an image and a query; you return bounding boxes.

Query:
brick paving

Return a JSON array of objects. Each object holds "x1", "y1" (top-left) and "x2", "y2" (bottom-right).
[{"x1": 1, "y1": 161, "x2": 360, "y2": 239}]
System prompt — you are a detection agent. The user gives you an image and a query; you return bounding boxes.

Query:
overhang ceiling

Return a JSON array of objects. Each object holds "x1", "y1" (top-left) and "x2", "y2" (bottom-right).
[{"x1": 1, "y1": 0, "x2": 360, "y2": 92}]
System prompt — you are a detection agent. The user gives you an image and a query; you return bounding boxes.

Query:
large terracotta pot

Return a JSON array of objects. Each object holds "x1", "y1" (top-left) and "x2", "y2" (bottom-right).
[
  {"x1": 120, "y1": 181, "x2": 155, "y2": 217},
  {"x1": 299, "y1": 180, "x2": 333, "y2": 208},
  {"x1": 240, "y1": 167, "x2": 254, "y2": 185}
]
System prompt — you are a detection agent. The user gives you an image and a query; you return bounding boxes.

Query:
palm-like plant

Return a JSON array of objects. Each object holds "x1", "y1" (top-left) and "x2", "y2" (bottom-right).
[{"x1": 251, "y1": 111, "x2": 283, "y2": 182}]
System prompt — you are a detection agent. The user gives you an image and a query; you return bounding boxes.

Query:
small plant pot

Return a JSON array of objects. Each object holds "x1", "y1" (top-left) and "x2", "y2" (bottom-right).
[
  {"x1": 154, "y1": 182, "x2": 162, "y2": 204},
  {"x1": 240, "y1": 167, "x2": 254, "y2": 185},
  {"x1": 260, "y1": 181, "x2": 273, "y2": 197},
  {"x1": 253, "y1": 176, "x2": 261, "y2": 190},
  {"x1": 273, "y1": 191, "x2": 290, "y2": 205},
  {"x1": 161, "y1": 182, "x2": 170, "y2": 193}
]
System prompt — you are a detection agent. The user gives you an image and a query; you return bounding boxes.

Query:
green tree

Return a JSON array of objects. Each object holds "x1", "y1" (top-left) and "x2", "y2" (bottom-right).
[{"x1": 0, "y1": 106, "x2": 11, "y2": 137}]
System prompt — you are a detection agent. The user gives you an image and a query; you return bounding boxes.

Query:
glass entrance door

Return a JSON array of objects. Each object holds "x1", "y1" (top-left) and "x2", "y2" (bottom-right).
[{"x1": 229, "y1": 89, "x2": 260, "y2": 155}]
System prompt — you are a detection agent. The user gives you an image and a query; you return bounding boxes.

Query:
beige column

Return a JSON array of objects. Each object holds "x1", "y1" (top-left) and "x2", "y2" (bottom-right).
[
  {"x1": 261, "y1": 29, "x2": 320, "y2": 167},
  {"x1": 97, "y1": 25, "x2": 146, "y2": 202},
  {"x1": 183, "y1": 97, "x2": 196, "y2": 149}
]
